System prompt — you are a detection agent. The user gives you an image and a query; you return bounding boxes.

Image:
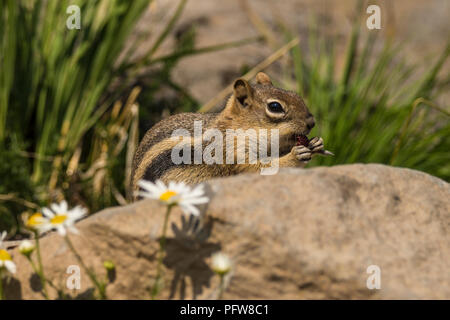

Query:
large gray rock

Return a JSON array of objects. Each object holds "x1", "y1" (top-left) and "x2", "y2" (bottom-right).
[{"x1": 6, "y1": 164, "x2": 450, "y2": 299}]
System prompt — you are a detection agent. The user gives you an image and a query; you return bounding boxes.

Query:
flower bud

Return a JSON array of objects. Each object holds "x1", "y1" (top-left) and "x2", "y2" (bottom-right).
[
  {"x1": 19, "y1": 240, "x2": 35, "y2": 257},
  {"x1": 211, "y1": 253, "x2": 232, "y2": 276},
  {"x1": 103, "y1": 260, "x2": 115, "y2": 271}
]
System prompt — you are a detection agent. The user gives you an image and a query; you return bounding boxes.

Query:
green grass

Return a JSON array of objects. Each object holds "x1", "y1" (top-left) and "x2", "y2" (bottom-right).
[
  {"x1": 0, "y1": 0, "x2": 158, "y2": 233},
  {"x1": 283, "y1": 15, "x2": 450, "y2": 180}
]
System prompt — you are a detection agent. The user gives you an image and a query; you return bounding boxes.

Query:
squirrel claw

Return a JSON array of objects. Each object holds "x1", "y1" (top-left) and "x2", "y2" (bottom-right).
[{"x1": 318, "y1": 150, "x2": 334, "y2": 156}]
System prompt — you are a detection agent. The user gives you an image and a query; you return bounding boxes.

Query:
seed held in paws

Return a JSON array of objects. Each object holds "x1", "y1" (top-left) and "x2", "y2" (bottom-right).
[{"x1": 295, "y1": 134, "x2": 309, "y2": 147}]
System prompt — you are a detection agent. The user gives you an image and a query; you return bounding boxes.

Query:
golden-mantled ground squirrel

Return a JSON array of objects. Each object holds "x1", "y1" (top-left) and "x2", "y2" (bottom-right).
[{"x1": 130, "y1": 72, "x2": 330, "y2": 197}]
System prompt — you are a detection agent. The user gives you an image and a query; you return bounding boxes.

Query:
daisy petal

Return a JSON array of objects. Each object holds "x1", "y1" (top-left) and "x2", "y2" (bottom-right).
[
  {"x1": 138, "y1": 180, "x2": 161, "y2": 194},
  {"x1": 42, "y1": 207, "x2": 55, "y2": 218},
  {"x1": 4, "y1": 260, "x2": 16, "y2": 274},
  {"x1": 137, "y1": 191, "x2": 158, "y2": 199},
  {"x1": 50, "y1": 202, "x2": 61, "y2": 213},
  {"x1": 36, "y1": 223, "x2": 52, "y2": 235},
  {"x1": 57, "y1": 226, "x2": 66, "y2": 236},
  {"x1": 182, "y1": 196, "x2": 209, "y2": 205},
  {"x1": 155, "y1": 179, "x2": 167, "y2": 190},
  {"x1": 69, "y1": 206, "x2": 87, "y2": 220},
  {"x1": 59, "y1": 200, "x2": 68, "y2": 213},
  {"x1": 180, "y1": 203, "x2": 200, "y2": 216}
]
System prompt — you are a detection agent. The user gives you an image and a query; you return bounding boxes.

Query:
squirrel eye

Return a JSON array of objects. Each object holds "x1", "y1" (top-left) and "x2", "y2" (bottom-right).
[{"x1": 267, "y1": 101, "x2": 284, "y2": 113}]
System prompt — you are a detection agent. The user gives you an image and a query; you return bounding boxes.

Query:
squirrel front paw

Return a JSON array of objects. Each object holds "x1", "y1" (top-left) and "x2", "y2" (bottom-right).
[
  {"x1": 292, "y1": 145, "x2": 312, "y2": 163},
  {"x1": 308, "y1": 137, "x2": 324, "y2": 154},
  {"x1": 291, "y1": 137, "x2": 325, "y2": 164}
]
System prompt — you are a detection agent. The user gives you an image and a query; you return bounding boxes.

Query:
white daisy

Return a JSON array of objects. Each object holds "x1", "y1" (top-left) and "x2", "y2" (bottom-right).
[
  {"x1": 37, "y1": 200, "x2": 88, "y2": 236},
  {"x1": 137, "y1": 179, "x2": 209, "y2": 216},
  {"x1": 0, "y1": 231, "x2": 16, "y2": 274},
  {"x1": 211, "y1": 252, "x2": 232, "y2": 276}
]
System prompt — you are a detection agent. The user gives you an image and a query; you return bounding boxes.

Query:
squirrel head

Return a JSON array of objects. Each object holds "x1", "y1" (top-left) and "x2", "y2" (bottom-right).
[{"x1": 220, "y1": 72, "x2": 315, "y2": 153}]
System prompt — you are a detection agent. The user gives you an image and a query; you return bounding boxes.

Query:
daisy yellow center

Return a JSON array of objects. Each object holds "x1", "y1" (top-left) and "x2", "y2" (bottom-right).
[
  {"x1": 50, "y1": 214, "x2": 67, "y2": 225},
  {"x1": 0, "y1": 249, "x2": 12, "y2": 261},
  {"x1": 159, "y1": 190, "x2": 177, "y2": 202},
  {"x1": 27, "y1": 213, "x2": 43, "y2": 227}
]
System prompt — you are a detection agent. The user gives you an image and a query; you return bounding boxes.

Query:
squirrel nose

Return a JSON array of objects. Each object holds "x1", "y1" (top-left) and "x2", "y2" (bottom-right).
[{"x1": 306, "y1": 118, "x2": 315, "y2": 130}]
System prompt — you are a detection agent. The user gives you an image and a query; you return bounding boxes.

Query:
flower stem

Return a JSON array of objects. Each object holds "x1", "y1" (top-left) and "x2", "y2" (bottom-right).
[
  {"x1": 34, "y1": 232, "x2": 50, "y2": 299},
  {"x1": 64, "y1": 235, "x2": 107, "y2": 299},
  {"x1": 150, "y1": 204, "x2": 173, "y2": 299},
  {"x1": 218, "y1": 274, "x2": 225, "y2": 300}
]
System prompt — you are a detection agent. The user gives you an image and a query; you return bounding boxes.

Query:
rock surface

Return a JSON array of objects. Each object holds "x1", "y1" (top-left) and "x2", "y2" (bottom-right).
[{"x1": 5, "y1": 164, "x2": 450, "y2": 299}]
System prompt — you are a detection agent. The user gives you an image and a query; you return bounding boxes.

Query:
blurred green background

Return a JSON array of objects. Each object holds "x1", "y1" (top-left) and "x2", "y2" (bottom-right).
[{"x1": 0, "y1": 0, "x2": 449, "y2": 237}]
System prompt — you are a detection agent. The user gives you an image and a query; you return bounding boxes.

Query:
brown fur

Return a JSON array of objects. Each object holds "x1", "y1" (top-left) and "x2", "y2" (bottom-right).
[{"x1": 130, "y1": 73, "x2": 321, "y2": 200}]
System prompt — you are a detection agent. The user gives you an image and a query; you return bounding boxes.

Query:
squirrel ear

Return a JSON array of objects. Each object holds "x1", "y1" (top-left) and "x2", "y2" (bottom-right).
[
  {"x1": 233, "y1": 78, "x2": 253, "y2": 107},
  {"x1": 256, "y1": 72, "x2": 272, "y2": 85}
]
